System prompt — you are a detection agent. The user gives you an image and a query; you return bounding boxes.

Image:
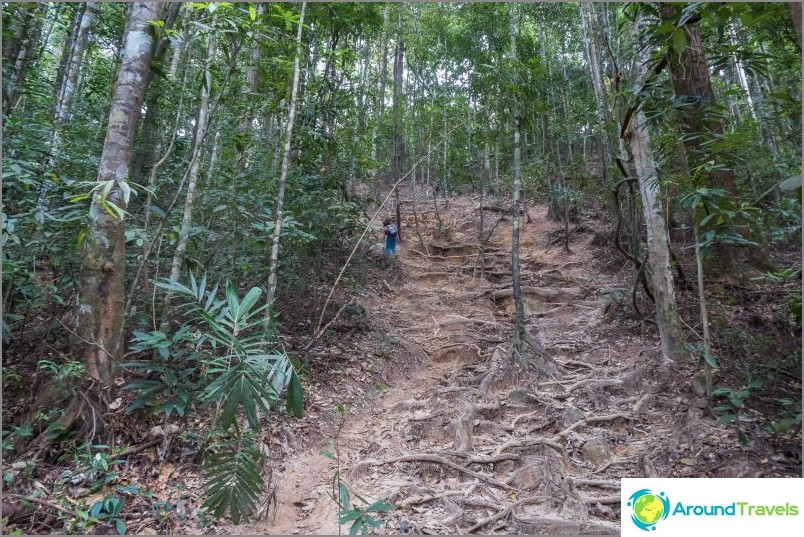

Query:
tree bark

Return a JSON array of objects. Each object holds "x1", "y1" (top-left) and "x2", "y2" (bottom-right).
[
  {"x1": 266, "y1": 2, "x2": 307, "y2": 311},
  {"x1": 659, "y1": 3, "x2": 768, "y2": 275},
  {"x1": 790, "y1": 2, "x2": 802, "y2": 49},
  {"x1": 392, "y1": 6, "x2": 405, "y2": 242},
  {"x1": 579, "y1": 2, "x2": 612, "y2": 183},
  {"x1": 370, "y1": 6, "x2": 390, "y2": 204},
  {"x1": 627, "y1": 110, "x2": 686, "y2": 362},
  {"x1": 75, "y1": 2, "x2": 163, "y2": 395},
  {"x1": 56, "y1": 2, "x2": 96, "y2": 127},
  {"x1": 509, "y1": 2, "x2": 526, "y2": 356},
  {"x1": 5, "y1": 3, "x2": 47, "y2": 114}
]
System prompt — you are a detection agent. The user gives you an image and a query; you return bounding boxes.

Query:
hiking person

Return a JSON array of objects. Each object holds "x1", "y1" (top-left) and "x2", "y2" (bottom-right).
[{"x1": 382, "y1": 218, "x2": 398, "y2": 258}]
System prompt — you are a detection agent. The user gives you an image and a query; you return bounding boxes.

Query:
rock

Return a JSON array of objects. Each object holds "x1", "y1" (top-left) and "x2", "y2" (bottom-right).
[
  {"x1": 562, "y1": 405, "x2": 586, "y2": 425},
  {"x1": 507, "y1": 465, "x2": 542, "y2": 490},
  {"x1": 582, "y1": 436, "x2": 612, "y2": 467}
]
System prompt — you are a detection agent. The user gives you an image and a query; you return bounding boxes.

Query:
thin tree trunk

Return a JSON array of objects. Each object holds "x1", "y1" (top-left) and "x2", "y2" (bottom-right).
[
  {"x1": 229, "y1": 14, "x2": 263, "y2": 281},
  {"x1": 265, "y1": 2, "x2": 307, "y2": 311},
  {"x1": 509, "y1": 1, "x2": 527, "y2": 357},
  {"x1": 5, "y1": 3, "x2": 47, "y2": 114},
  {"x1": 579, "y1": 2, "x2": 612, "y2": 183},
  {"x1": 75, "y1": 2, "x2": 162, "y2": 396},
  {"x1": 370, "y1": 6, "x2": 390, "y2": 205},
  {"x1": 693, "y1": 217, "x2": 713, "y2": 396},
  {"x1": 790, "y1": 2, "x2": 802, "y2": 49},
  {"x1": 628, "y1": 110, "x2": 686, "y2": 362},
  {"x1": 392, "y1": 7, "x2": 405, "y2": 242},
  {"x1": 54, "y1": 3, "x2": 82, "y2": 115},
  {"x1": 168, "y1": 35, "x2": 215, "y2": 284},
  {"x1": 56, "y1": 3, "x2": 96, "y2": 127}
]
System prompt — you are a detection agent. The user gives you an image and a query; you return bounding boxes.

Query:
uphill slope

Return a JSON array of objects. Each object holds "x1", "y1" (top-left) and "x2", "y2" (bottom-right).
[{"x1": 230, "y1": 194, "x2": 764, "y2": 535}]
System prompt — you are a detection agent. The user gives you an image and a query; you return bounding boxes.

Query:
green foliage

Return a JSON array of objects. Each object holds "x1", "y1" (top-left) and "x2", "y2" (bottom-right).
[
  {"x1": 201, "y1": 431, "x2": 265, "y2": 524},
  {"x1": 124, "y1": 272, "x2": 303, "y2": 523},
  {"x1": 712, "y1": 379, "x2": 763, "y2": 447},
  {"x1": 122, "y1": 327, "x2": 198, "y2": 418},
  {"x1": 69, "y1": 444, "x2": 126, "y2": 493},
  {"x1": 38, "y1": 359, "x2": 85, "y2": 386},
  {"x1": 678, "y1": 185, "x2": 761, "y2": 255},
  {"x1": 87, "y1": 496, "x2": 127, "y2": 535},
  {"x1": 321, "y1": 404, "x2": 394, "y2": 534}
]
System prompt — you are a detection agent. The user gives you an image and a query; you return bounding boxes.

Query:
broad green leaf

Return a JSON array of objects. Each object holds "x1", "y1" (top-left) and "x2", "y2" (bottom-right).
[{"x1": 286, "y1": 370, "x2": 303, "y2": 418}]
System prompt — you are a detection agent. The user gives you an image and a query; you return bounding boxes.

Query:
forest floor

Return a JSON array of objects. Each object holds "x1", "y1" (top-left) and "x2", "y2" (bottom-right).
[
  {"x1": 218, "y1": 194, "x2": 800, "y2": 536},
  {"x1": 3, "y1": 194, "x2": 799, "y2": 536}
]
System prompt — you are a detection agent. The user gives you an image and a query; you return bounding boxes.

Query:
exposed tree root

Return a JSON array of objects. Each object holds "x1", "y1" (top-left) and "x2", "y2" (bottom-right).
[
  {"x1": 465, "y1": 496, "x2": 546, "y2": 533},
  {"x1": 351, "y1": 453, "x2": 511, "y2": 490}
]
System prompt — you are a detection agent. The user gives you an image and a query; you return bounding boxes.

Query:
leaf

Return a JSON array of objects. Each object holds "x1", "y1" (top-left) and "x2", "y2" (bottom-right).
[
  {"x1": 349, "y1": 519, "x2": 362, "y2": 535},
  {"x1": 672, "y1": 27, "x2": 687, "y2": 55},
  {"x1": 778, "y1": 175, "x2": 802, "y2": 191},
  {"x1": 366, "y1": 499, "x2": 395, "y2": 512},
  {"x1": 286, "y1": 370, "x2": 303, "y2": 418},
  {"x1": 90, "y1": 501, "x2": 103, "y2": 518},
  {"x1": 340, "y1": 483, "x2": 351, "y2": 510},
  {"x1": 249, "y1": 5, "x2": 256, "y2": 21},
  {"x1": 115, "y1": 519, "x2": 126, "y2": 535},
  {"x1": 702, "y1": 352, "x2": 718, "y2": 369},
  {"x1": 320, "y1": 450, "x2": 336, "y2": 460}
]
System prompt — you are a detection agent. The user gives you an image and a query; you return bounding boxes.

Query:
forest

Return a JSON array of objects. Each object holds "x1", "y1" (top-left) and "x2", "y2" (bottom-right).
[{"x1": 1, "y1": 1, "x2": 802, "y2": 535}]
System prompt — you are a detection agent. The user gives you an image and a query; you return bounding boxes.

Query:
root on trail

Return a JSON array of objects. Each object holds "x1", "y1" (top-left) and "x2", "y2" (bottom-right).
[{"x1": 351, "y1": 453, "x2": 511, "y2": 490}]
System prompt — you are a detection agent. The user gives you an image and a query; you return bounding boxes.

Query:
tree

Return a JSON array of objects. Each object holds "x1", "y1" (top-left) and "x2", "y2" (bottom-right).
[
  {"x1": 266, "y1": 1, "x2": 307, "y2": 310},
  {"x1": 168, "y1": 35, "x2": 216, "y2": 285},
  {"x1": 658, "y1": 2, "x2": 769, "y2": 275},
  {"x1": 507, "y1": 2, "x2": 545, "y2": 369},
  {"x1": 74, "y1": 2, "x2": 163, "y2": 403}
]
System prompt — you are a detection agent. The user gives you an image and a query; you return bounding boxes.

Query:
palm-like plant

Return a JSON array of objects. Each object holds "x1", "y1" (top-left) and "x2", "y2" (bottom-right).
[{"x1": 126, "y1": 272, "x2": 303, "y2": 523}]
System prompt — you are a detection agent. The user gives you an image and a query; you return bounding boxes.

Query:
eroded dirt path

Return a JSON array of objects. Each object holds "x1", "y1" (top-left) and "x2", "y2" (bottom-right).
[{"x1": 227, "y1": 194, "x2": 761, "y2": 535}]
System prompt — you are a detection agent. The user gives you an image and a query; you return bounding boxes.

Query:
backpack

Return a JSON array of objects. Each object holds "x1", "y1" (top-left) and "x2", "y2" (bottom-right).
[{"x1": 387, "y1": 225, "x2": 397, "y2": 238}]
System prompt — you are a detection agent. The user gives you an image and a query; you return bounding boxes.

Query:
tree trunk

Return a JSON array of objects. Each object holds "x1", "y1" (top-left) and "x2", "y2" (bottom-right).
[
  {"x1": 579, "y1": 2, "x2": 612, "y2": 183},
  {"x1": 56, "y1": 2, "x2": 96, "y2": 127},
  {"x1": 790, "y1": 2, "x2": 802, "y2": 49},
  {"x1": 54, "y1": 3, "x2": 82, "y2": 115},
  {"x1": 392, "y1": 7, "x2": 405, "y2": 242},
  {"x1": 265, "y1": 1, "x2": 307, "y2": 311},
  {"x1": 168, "y1": 35, "x2": 215, "y2": 284},
  {"x1": 5, "y1": 3, "x2": 47, "y2": 114},
  {"x1": 660, "y1": 3, "x2": 768, "y2": 275},
  {"x1": 509, "y1": 2, "x2": 527, "y2": 358},
  {"x1": 130, "y1": 2, "x2": 182, "y2": 183},
  {"x1": 627, "y1": 110, "x2": 686, "y2": 362},
  {"x1": 75, "y1": 2, "x2": 162, "y2": 397},
  {"x1": 370, "y1": 6, "x2": 390, "y2": 205}
]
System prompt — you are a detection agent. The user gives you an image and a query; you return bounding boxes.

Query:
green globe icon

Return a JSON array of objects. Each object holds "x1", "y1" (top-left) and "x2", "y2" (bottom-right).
[{"x1": 633, "y1": 494, "x2": 664, "y2": 525}]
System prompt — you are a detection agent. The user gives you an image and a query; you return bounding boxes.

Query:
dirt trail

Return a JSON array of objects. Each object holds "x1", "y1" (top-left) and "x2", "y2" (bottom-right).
[{"x1": 227, "y1": 194, "x2": 755, "y2": 535}]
